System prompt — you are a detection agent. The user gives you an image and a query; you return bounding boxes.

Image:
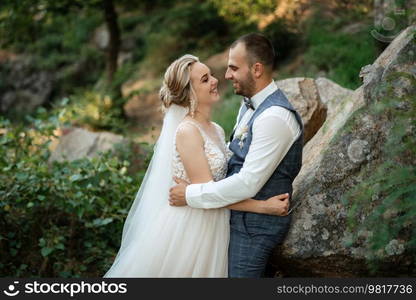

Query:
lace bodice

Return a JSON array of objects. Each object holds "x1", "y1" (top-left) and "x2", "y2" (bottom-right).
[{"x1": 173, "y1": 120, "x2": 229, "y2": 182}]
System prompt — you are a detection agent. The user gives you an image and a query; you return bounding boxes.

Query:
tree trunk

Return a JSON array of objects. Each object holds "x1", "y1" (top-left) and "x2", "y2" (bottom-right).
[{"x1": 103, "y1": 0, "x2": 120, "y2": 85}]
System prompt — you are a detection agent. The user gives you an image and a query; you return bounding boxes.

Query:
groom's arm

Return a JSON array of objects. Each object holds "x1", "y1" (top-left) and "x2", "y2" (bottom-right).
[{"x1": 185, "y1": 109, "x2": 300, "y2": 209}]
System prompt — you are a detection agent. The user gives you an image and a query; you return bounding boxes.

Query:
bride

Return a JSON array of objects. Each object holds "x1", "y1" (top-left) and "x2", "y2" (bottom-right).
[{"x1": 104, "y1": 54, "x2": 289, "y2": 277}]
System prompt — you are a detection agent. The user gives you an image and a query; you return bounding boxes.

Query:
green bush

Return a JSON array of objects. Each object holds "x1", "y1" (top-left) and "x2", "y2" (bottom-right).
[
  {"x1": 21, "y1": 12, "x2": 102, "y2": 69},
  {"x1": 0, "y1": 111, "x2": 149, "y2": 277},
  {"x1": 261, "y1": 18, "x2": 299, "y2": 63},
  {"x1": 303, "y1": 19, "x2": 377, "y2": 89},
  {"x1": 2, "y1": 8, "x2": 105, "y2": 97},
  {"x1": 56, "y1": 92, "x2": 128, "y2": 134},
  {"x1": 213, "y1": 90, "x2": 241, "y2": 139},
  {"x1": 208, "y1": 0, "x2": 275, "y2": 24},
  {"x1": 140, "y1": 1, "x2": 230, "y2": 75}
]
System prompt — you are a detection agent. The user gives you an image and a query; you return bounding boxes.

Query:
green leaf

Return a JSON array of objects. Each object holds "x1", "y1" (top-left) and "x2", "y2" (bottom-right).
[
  {"x1": 38, "y1": 238, "x2": 46, "y2": 247},
  {"x1": 92, "y1": 218, "x2": 113, "y2": 227},
  {"x1": 41, "y1": 247, "x2": 53, "y2": 257},
  {"x1": 16, "y1": 173, "x2": 29, "y2": 181},
  {"x1": 10, "y1": 248, "x2": 18, "y2": 257},
  {"x1": 70, "y1": 174, "x2": 83, "y2": 182}
]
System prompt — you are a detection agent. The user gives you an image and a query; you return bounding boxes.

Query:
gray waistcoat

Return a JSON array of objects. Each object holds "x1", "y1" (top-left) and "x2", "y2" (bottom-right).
[{"x1": 227, "y1": 89, "x2": 303, "y2": 234}]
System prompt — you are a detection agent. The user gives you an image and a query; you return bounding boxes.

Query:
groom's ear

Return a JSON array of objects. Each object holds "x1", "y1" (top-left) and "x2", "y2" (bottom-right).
[{"x1": 252, "y1": 62, "x2": 264, "y2": 78}]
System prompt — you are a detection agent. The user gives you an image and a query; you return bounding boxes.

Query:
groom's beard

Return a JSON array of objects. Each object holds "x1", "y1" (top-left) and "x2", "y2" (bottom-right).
[{"x1": 234, "y1": 71, "x2": 256, "y2": 98}]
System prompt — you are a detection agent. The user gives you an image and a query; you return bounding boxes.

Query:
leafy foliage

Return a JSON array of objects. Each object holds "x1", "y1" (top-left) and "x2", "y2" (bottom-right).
[
  {"x1": 139, "y1": 1, "x2": 230, "y2": 75},
  {"x1": 213, "y1": 91, "x2": 241, "y2": 139},
  {"x1": 0, "y1": 111, "x2": 148, "y2": 277},
  {"x1": 262, "y1": 17, "x2": 299, "y2": 63},
  {"x1": 209, "y1": 0, "x2": 276, "y2": 24},
  {"x1": 302, "y1": 18, "x2": 377, "y2": 89},
  {"x1": 55, "y1": 93, "x2": 127, "y2": 134}
]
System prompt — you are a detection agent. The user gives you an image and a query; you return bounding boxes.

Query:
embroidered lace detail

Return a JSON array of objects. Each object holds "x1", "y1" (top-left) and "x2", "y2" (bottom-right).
[{"x1": 173, "y1": 120, "x2": 228, "y2": 182}]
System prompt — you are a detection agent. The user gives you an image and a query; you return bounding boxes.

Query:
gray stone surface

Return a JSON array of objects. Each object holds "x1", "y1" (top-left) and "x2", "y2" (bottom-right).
[
  {"x1": 49, "y1": 128, "x2": 125, "y2": 163},
  {"x1": 271, "y1": 25, "x2": 416, "y2": 277},
  {"x1": 0, "y1": 57, "x2": 53, "y2": 114},
  {"x1": 275, "y1": 77, "x2": 353, "y2": 144}
]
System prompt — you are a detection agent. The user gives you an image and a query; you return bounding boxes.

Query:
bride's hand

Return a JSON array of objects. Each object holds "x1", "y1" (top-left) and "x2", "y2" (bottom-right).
[
  {"x1": 169, "y1": 177, "x2": 190, "y2": 206},
  {"x1": 264, "y1": 193, "x2": 290, "y2": 216}
]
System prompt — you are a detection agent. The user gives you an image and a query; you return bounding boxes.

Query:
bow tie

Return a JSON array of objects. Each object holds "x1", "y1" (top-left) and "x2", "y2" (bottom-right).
[{"x1": 243, "y1": 97, "x2": 255, "y2": 110}]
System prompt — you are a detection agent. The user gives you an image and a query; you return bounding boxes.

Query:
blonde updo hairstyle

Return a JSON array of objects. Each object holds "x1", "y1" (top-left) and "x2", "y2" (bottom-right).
[{"x1": 159, "y1": 54, "x2": 199, "y2": 115}]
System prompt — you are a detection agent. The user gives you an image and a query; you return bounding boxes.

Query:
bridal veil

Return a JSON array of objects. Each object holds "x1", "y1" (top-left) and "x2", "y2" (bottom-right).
[{"x1": 104, "y1": 104, "x2": 188, "y2": 277}]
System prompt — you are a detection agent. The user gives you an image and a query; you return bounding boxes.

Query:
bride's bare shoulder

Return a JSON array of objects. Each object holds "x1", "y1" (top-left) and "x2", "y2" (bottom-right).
[{"x1": 176, "y1": 119, "x2": 203, "y2": 143}]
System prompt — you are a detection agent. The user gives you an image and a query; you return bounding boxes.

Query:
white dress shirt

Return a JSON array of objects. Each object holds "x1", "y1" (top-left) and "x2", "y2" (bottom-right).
[{"x1": 186, "y1": 80, "x2": 301, "y2": 209}]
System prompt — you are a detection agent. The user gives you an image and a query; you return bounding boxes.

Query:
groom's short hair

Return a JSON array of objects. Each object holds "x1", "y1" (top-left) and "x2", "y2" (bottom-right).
[{"x1": 231, "y1": 33, "x2": 275, "y2": 72}]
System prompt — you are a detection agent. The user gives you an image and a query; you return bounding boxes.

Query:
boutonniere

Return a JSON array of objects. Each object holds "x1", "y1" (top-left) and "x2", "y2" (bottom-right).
[{"x1": 235, "y1": 126, "x2": 249, "y2": 149}]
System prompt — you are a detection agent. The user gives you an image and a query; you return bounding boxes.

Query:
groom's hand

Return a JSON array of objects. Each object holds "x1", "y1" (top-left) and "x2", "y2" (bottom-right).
[{"x1": 169, "y1": 177, "x2": 189, "y2": 206}]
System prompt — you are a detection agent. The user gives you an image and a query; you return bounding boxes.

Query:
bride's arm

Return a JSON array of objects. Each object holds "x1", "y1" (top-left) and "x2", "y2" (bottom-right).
[{"x1": 176, "y1": 123, "x2": 289, "y2": 216}]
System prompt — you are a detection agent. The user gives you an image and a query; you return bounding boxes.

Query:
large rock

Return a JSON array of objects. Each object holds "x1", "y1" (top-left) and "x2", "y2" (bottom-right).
[
  {"x1": 123, "y1": 92, "x2": 161, "y2": 123},
  {"x1": 275, "y1": 77, "x2": 353, "y2": 144},
  {"x1": 270, "y1": 25, "x2": 416, "y2": 276},
  {"x1": 49, "y1": 128, "x2": 126, "y2": 162},
  {"x1": 314, "y1": 77, "x2": 355, "y2": 117},
  {"x1": 92, "y1": 25, "x2": 110, "y2": 50},
  {"x1": 0, "y1": 57, "x2": 53, "y2": 114},
  {"x1": 121, "y1": 79, "x2": 163, "y2": 135}
]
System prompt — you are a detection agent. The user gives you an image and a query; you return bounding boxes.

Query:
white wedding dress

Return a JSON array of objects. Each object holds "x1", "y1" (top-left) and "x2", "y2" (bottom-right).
[{"x1": 105, "y1": 116, "x2": 230, "y2": 277}]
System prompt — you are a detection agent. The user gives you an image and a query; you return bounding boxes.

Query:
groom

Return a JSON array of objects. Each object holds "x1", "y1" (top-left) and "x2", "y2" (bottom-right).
[{"x1": 169, "y1": 33, "x2": 304, "y2": 278}]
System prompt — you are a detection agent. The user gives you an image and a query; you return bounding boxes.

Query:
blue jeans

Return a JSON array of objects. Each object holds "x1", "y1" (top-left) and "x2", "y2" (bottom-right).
[{"x1": 228, "y1": 212, "x2": 291, "y2": 278}]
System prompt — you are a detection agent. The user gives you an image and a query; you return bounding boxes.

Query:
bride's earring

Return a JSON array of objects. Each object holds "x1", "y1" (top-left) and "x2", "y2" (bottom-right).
[{"x1": 190, "y1": 98, "x2": 197, "y2": 118}]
